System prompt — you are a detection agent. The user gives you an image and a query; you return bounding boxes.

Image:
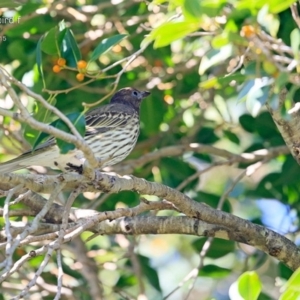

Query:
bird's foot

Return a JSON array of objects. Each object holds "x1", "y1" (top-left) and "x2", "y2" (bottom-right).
[{"x1": 65, "y1": 163, "x2": 83, "y2": 174}]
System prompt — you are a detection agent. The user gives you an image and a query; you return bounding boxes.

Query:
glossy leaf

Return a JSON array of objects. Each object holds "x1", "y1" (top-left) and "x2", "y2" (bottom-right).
[
  {"x1": 199, "y1": 265, "x2": 231, "y2": 278},
  {"x1": 138, "y1": 255, "x2": 162, "y2": 292},
  {"x1": 41, "y1": 26, "x2": 66, "y2": 56},
  {"x1": 223, "y1": 130, "x2": 240, "y2": 145},
  {"x1": 254, "y1": 111, "x2": 280, "y2": 138},
  {"x1": 280, "y1": 268, "x2": 300, "y2": 300},
  {"x1": 63, "y1": 29, "x2": 82, "y2": 64},
  {"x1": 183, "y1": 0, "x2": 202, "y2": 20},
  {"x1": 90, "y1": 34, "x2": 127, "y2": 62},
  {"x1": 145, "y1": 21, "x2": 200, "y2": 48},
  {"x1": 239, "y1": 114, "x2": 256, "y2": 133},
  {"x1": 25, "y1": 98, "x2": 56, "y2": 147},
  {"x1": 237, "y1": 0, "x2": 295, "y2": 14},
  {"x1": 238, "y1": 271, "x2": 262, "y2": 300},
  {"x1": 36, "y1": 35, "x2": 45, "y2": 87},
  {"x1": 116, "y1": 274, "x2": 138, "y2": 288},
  {"x1": 291, "y1": 28, "x2": 300, "y2": 60}
]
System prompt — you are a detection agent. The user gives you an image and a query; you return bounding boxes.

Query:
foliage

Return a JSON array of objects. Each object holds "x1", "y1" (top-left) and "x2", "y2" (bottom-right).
[{"x1": 0, "y1": 0, "x2": 300, "y2": 299}]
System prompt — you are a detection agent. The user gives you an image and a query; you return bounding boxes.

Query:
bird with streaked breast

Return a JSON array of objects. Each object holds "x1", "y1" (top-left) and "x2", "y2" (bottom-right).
[{"x1": 0, "y1": 87, "x2": 150, "y2": 173}]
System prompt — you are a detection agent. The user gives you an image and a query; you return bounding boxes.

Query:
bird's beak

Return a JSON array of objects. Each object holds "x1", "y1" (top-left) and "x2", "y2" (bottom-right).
[{"x1": 141, "y1": 91, "x2": 151, "y2": 99}]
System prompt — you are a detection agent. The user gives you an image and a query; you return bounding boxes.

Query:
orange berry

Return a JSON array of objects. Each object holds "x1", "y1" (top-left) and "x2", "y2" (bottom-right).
[
  {"x1": 76, "y1": 73, "x2": 85, "y2": 82},
  {"x1": 154, "y1": 59, "x2": 163, "y2": 67},
  {"x1": 77, "y1": 60, "x2": 87, "y2": 69},
  {"x1": 52, "y1": 65, "x2": 61, "y2": 73},
  {"x1": 57, "y1": 58, "x2": 66, "y2": 67},
  {"x1": 241, "y1": 25, "x2": 256, "y2": 38}
]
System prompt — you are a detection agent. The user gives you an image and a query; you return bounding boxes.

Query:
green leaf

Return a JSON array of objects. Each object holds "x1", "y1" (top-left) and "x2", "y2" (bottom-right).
[
  {"x1": 192, "y1": 238, "x2": 235, "y2": 258},
  {"x1": 257, "y1": 5, "x2": 279, "y2": 36},
  {"x1": 183, "y1": 0, "x2": 202, "y2": 20},
  {"x1": 100, "y1": 191, "x2": 139, "y2": 211},
  {"x1": 36, "y1": 36, "x2": 45, "y2": 88},
  {"x1": 195, "y1": 127, "x2": 219, "y2": 144},
  {"x1": 41, "y1": 26, "x2": 66, "y2": 56},
  {"x1": 223, "y1": 130, "x2": 240, "y2": 144},
  {"x1": 237, "y1": 0, "x2": 295, "y2": 14},
  {"x1": 290, "y1": 28, "x2": 300, "y2": 61},
  {"x1": 140, "y1": 90, "x2": 165, "y2": 134},
  {"x1": 278, "y1": 263, "x2": 294, "y2": 280},
  {"x1": 200, "y1": 77, "x2": 219, "y2": 89},
  {"x1": 63, "y1": 29, "x2": 82, "y2": 64},
  {"x1": 267, "y1": 0, "x2": 296, "y2": 14},
  {"x1": 199, "y1": 265, "x2": 231, "y2": 278},
  {"x1": 239, "y1": 114, "x2": 256, "y2": 133},
  {"x1": 200, "y1": 74, "x2": 246, "y2": 89},
  {"x1": 238, "y1": 271, "x2": 262, "y2": 300},
  {"x1": 116, "y1": 274, "x2": 138, "y2": 288},
  {"x1": 254, "y1": 111, "x2": 278, "y2": 138},
  {"x1": 90, "y1": 34, "x2": 127, "y2": 62},
  {"x1": 160, "y1": 157, "x2": 195, "y2": 188},
  {"x1": 195, "y1": 0, "x2": 226, "y2": 17},
  {"x1": 138, "y1": 255, "x2": 161, "y2": 292},
  {"x1": 25, "y1": 98, "x2": 57, "y2": 147},
  {"x1": 280, "y1": 268, "x2": 300, "y2": 300},
  {"x1": 278, "y1": 156, "x2": 300, "y2": 185},
  {"x1": 145, "y1": 21, "x2": 200, "y2": 48}
]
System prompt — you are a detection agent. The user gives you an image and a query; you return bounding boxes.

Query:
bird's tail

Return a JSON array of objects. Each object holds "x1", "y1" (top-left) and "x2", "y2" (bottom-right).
[{"x1": 0, "y1": 157, "x2": 24, "y2": 173}]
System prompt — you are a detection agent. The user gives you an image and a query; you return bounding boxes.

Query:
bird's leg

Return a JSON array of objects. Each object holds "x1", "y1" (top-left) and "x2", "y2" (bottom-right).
[
  {"x1": 80, "y1": 157, "x2": 109, "y2": 180},
  {"x1": 65, "y1": 156, "x2": 112, "y2": 177},
  {"x1": 65, "y1": 163, "x2": 83, "y2": 174}
]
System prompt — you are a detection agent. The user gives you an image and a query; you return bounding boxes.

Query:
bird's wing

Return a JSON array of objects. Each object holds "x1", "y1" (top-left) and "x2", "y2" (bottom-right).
[
  {"x1": 85, "y1": 104, "x2": 136, "y2": 135},
  {"x1": 22, "y1": 104, "x2": 136, "y2": 152}
]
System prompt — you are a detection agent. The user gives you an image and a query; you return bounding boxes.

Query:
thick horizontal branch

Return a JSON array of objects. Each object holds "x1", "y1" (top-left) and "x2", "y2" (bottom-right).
[
  {"x1": 93, "y1": 215, "x2": 234, "y2": 239},
  {"x1": 0, "y1": 171, "x2": 299, "y2": 270},
  {"x1": 0, "y1": 216, "x2": 241, "y2": 245}
]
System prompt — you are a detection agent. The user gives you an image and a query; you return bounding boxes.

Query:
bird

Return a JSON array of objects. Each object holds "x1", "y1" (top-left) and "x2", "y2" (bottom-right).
[{"x1": 0, "y1": 87, "x2": 150, "y2": 173}]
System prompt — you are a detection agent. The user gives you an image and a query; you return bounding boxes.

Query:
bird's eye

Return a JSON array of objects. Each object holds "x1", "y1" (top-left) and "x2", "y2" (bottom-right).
[{"x1": 132, "y1": 91, "x2": 138, "y2": 97}]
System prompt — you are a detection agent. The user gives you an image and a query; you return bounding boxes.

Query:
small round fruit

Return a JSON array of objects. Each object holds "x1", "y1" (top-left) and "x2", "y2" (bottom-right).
[
  {"x1": 76, "y1": 73, "x2": 85, "y2": 82},
  {"x1": 241, "y1": 25, "x2": 255, "y2": 38},
  {"x1": 53, "y1": 65, "x2": 61, "y2": 73},
  {"x1": 77, "y1": 60, "x2": 87, "y2": 69},
  {"x1": 57, "y1": 58, "x2": 66, "y2": 67}
]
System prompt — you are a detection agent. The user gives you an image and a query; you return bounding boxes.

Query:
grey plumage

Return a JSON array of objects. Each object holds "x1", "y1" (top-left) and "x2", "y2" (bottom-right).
[{"x1": 0, "y1": 87, "x2": 150, "y2": 173}]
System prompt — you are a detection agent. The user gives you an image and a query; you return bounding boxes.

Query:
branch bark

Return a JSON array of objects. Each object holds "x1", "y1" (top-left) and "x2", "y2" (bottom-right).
[{"x1": 0, "y1": 171, "x2": 299, "y2": 270}]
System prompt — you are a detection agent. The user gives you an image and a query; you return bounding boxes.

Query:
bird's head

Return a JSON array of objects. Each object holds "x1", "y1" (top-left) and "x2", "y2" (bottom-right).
[{"x1": 110, "y1": 87, "x2": 150, "y2": 111}]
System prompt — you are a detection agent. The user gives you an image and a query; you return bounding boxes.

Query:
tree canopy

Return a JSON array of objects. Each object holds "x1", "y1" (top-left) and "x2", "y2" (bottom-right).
[{"x1": 1, "y1": 0, "x2": 300, "y2": 299}]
